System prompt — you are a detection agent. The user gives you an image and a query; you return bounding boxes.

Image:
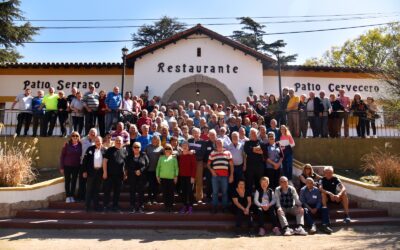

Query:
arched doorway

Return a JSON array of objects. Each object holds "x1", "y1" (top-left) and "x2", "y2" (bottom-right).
[{"x1": 162, "y1": 74, "x2": 237, "y2": 104}]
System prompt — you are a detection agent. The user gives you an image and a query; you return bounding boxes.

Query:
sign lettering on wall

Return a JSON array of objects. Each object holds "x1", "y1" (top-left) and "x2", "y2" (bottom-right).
[
  {"x1": 294, "y1": 82, "x2": 380, "y2": 93},
  {"x1": 157, "y1": 62, "x2": 239, "y2": 74},
  {"x1": 23, "y1": 80, "x2": 101, "y2": 91}
]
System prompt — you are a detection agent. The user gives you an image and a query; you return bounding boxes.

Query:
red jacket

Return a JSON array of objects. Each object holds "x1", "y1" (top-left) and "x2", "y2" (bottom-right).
[{"x1": 178, "y1": 153, "x2": 196, "y2": 178}]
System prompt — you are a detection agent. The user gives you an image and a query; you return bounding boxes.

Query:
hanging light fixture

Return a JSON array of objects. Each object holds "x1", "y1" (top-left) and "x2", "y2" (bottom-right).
[{"x1": 196, "y1": 88, "x2": 200, "y2": 95}]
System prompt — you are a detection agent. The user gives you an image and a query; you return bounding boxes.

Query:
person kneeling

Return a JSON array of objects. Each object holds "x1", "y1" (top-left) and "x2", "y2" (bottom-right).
[
  {"x1": 275, "y1": 176, "x2": 307, "y2": 236},
  {"x1": 300, "y1": 178, "x2": 333, "y2": 234},
  {"x1": 319, "y1": 166, "x2": 351, "y2": 223},
  {"x1": 232, "y1": 179, "x2": 252, "y2": 237},
  {"x1": 254, "y1": 177, "x2": 281, "y2": 236}
]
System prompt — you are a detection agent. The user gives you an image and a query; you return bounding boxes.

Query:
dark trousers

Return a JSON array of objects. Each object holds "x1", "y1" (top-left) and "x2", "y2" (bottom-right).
[
  {"x1": 282, "y1": 152, "x2": 293, "y2": 180},
  {"x1": 72, "y1": 116, "x2": 84, "y2": 135},
  {"x1": 366, "y1": 119, "x2": 376, "y2": 136},
  {"x1": 147, "y1": 171, "x2": 159, "y2": 202},
  {"x1": 64, "y1": 166, "x2": 80, "y2": 197},
  {"x1": 328, "y1": 117, "x2": 341, "y2": 138},
  {"x1": 97, "y1": 114, "x2": 106, "y2": 137},
  {"x1": 32, "y1": 113, "x2": 44, "y2": 137},
  {"x1": 85, "y1": 111, "x2": 97, "y2": 135},
  {"x1": 245, "y1": 168, "x2": 264, "y2": 193},
  {"x1": 128, "y1": 172, "x2": 145, "y2": 209},
  {"x1": 276, "y1": 111, "x2": 287, "y2": 126},
  {"x1": 78, "y1": 168, "x2": 87, "y2": 201},
  {"x1": 85, "y1": 169, "x2": 103, "y2": 209},
  {"x1": 308, "y1": 116, "x2": 321, "y2": 138},
  {"x1": 58, "y1": 111, "x2": 68, "y2": 136},
  {"x1": 204, "y1": 167, "x2": 212, "y2": 199},
  {"x1": 356, "y1": 117, "x2": 367, "y2": 137},
  {"x1": 266, "y1": 168, "x2": 281, "y2": 190},
  {"x1": 161, "y1": 178, "x2": 175, "y2": 209},
  {"x1": 235, "y1": 207, "x2": 252, "y2": 228},
  {"x1": 44, "y1": 110, "x2": 57, "y2": 136},
  {"x1": 179, "y1": 176, "x2": 194, "y2": 206},
  {"x1": 299, "y1": 111, "x2": 308, "y2": 138},
  {"x1": 257, "y1": 207, "x2": 279, "y2": 228},
  {"x1": 320, "y1": 116, "x2": 328, "y2": 138},
  {"x1": 304, "y1": 206, "x2": 330, "y2": 226},
  {"x1": 230, "y1": 164, "x2": 244, "y2": 198},
  {"x1": 103, "y1": 174, "x2": 123, "y2": 208},
  {"x1": 16, "y1": 112, "x2": 32, "y2": 136}
]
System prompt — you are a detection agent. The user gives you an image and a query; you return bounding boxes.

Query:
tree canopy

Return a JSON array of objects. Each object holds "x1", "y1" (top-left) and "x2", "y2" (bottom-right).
[{"x1": 0, "y1": 0, "x2": 38, "y2": 63}]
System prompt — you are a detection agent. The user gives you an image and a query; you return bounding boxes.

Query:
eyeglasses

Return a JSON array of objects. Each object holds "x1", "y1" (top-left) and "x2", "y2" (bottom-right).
[
  {"x1": 133, "y1": 146, "x2": 140, "y2": 149},
  {"x1": 165, "y1": 148, "x2": 172, "y2": 151},
  {"x1": 71, "y1": 135, "x2": 79, "y2": 138}
]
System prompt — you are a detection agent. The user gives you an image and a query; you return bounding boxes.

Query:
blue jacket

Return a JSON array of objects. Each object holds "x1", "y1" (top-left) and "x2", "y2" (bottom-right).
[
  {"x1": 105, "y1": 92, "x2": 122, "y2": 110},
  {"x1": 300, "y1": 186, "x2": 322, "y2": 209}
]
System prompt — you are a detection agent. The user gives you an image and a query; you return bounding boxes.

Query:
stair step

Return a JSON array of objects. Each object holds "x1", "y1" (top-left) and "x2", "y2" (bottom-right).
[{"x1": 1, "y1": 217, "x2": 400, "y2": 230}]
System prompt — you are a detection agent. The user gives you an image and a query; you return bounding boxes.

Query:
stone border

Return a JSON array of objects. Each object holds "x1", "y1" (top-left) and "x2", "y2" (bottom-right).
[{"x1": 161, "y1": 74, "x2": 238, "y2": 104}]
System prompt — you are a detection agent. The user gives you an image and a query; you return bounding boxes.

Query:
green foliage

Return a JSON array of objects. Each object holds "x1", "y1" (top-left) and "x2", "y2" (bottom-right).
[
  {"x1": 131, "y1": 16, "x2": 186, "y2": 48},
  {"x1": 0, "y1": 0, "x2": 39, "y2": 63}
]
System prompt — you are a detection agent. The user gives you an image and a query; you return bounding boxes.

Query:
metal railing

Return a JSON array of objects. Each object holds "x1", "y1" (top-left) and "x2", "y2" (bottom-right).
[{"x1": 0, "y1": 109, "x2": 398, "y2": 138}]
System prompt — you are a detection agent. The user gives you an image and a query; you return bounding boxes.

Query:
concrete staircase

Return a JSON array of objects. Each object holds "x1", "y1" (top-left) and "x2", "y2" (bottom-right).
[{"x1": 1, "y1": 190, "x2": 400, "y2": 231}]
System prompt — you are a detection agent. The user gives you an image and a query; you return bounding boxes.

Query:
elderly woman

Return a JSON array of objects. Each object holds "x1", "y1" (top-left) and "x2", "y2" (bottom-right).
[
  {"x1": 125, "y1": 141, "x2": 149, "y2": 213},
  {"x1": 279, "y1": 125, "x2": 295, "y2": 181},
  {"x1": 298, "y1": 164, "x2": 321, "y2": 189},
  {"x1": 351, "y1": 93, "x2": 369, "y2": 138},
  {"x1": 70, "y1": 91, "x2": 84, "y2": 135},
  {"x1": 60, "y1": 131, "x2": 82, "y2": 203},
  {"x1": 328, "y1": 94, "x2": 344, "y2": 138},
  {"x1": 264, "y1": 131, "x2": 284, "y2": 190},
  {"x1": 145, "y1": 135, "x2": 164, "y2": 204}
]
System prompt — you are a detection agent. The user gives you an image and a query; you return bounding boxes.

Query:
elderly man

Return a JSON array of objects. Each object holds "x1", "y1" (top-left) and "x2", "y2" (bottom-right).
[
  {"x1": 300, "y1": 177, "x2": 333, "y2": 234},
  {"x1": 319, "y1": 166, "x2": 351, "y2": 223},
  {"x1": 105, "y1": 86, "x2": 122, "y2": 131},
  {"x1": 102, "y1": 136, "x2": 128, "y2": 212},
  {"x1": 275, "y1": 176, "x2": 307, "y2": 236},
  {"x1": 78, "y1": 128, "x2": 98, "y2": 201},
  {"x1": 111, "y1": 122, "x2": 130, "y2": 145},
  {"x1": 244, "y1": 128, "x2": 265, "y2": 193},
  {"x1": 207, "y1": 138, "x2": 234, "y2": 214},
  {"x1": 83, "y1": 84, "x2": 99, "y2": 135},
  {"x1": 137, "y1": 109, "x2": 152, "y2": 133},
  {"x1": 136, "y1": 124, "x2": 152, "y2": 152},
  {"x1": 31, "y1": 90, "x2": 45, "y2": 137},
  {"x1": 319, "y1": 91, "x2": 331, "y2": 138},
  {"x1": 188, "y1": 127, "x2": 205, "y2": 202},
  {"x1": 306, "y1": 92, "x2": 324, "y2": 138},
  {"x1": 226, "y1": 131, "x2": 245, "y2": 187},
  {"x1": 287, "y1": 88, "x2": 300, "y2": 137},
  {"x1": 202, "y1": 129, "x2": 217, "y2": 201},
  {"x1": 40, "y1": 87, "x2": 58, "y2": 136},
  {"x1": 12, "y1": 88, "x2": 33, "y2": 136}
]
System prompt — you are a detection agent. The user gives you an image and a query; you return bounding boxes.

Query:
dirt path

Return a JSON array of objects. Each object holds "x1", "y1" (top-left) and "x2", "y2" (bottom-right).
[{"x1": 0, "y1": 226, "x2": 399, "y2": 250}]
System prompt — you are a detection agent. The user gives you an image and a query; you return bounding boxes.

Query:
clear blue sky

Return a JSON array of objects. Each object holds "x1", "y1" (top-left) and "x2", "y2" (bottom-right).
[{"x1": 17, "y1": 0, "x2": 400, "y2": 64}]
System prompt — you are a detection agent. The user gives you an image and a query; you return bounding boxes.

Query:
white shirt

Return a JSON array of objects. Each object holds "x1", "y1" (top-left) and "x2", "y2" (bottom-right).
[
  {"x1": 94, "y1": 148, "x2": 103, "y2": 169},
  {"x1": 15, "y1": 94, "x2": 33, "y2": 111}
]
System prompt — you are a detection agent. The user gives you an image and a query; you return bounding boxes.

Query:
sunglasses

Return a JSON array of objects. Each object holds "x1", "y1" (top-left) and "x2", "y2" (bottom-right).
[
  {"x1": 133, "y1": 146, "x2": 140, "y2": 149},
  {"x1": 71, "y1": 135, "x2": 79, "y2": 138},
  {"x1": 165, "y1": 148, "x2": 172, "y2": 151}
]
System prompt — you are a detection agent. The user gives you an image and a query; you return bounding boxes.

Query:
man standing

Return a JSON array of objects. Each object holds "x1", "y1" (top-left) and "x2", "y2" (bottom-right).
[
  {"x1": 226, "y1": 131, "x2": 245, "y2": 188},
  {"x1": 78, "y1": 128, "x2": 97, "y2": 201},
  {"x1": 286, "y1": 88, "x2": 300, "y2": 137},
  {"x1": 337, "y1": 89, "x2": 351, "y2": 138},
  {"x1": 83, "y1": 84, "x2": 99, "y2": 135},
  {"x1": 277, "y1": 88, "x2": 289, "y2": 126},
  {"x1": 40, "y1": 87, "x2": 58, "y2": 136},
  {"x1": 319, "y1": 91, "x2": 331, "y2": 138},
  {"x1": 244, "y1": 128, "x2": 265, "y2": 193},
  {"x1": 31, "y1": 90, "x2": 45, "y2": 137},
  {"x1": 105, "y1": 86, "x2": 122, "y2": 132},
  {"x1": 306, "y1": 92, "x2": 324, "y2": 138},
  {"x1": 12, "y1": 88, "x2": 33, "y2": 136},
  {"x1": 67, "y1": 87, "x2": 78, "y2": 134},
  {"x1": 188, "y1": 128, "x2": 205, "y2": 202},
  {"x1": 208, "y1": 139, "x2": 234, "y2": 213},
  {"x1": 136, "y1": 124, "x2": 152, "y2": 152}
]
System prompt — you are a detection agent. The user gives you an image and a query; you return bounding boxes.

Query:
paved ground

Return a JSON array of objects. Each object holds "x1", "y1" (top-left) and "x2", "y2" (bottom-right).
[{"x1": 0, "y1": 226, "x2": 399, "y2": 250}]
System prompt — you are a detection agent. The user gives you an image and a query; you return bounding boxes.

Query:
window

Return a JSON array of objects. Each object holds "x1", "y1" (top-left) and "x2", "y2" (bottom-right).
[{"x1": 197, "y1": 47, "x2": 201, "y2": 57}]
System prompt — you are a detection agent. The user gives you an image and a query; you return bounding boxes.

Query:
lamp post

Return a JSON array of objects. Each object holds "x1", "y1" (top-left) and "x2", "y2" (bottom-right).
[
  {"x1": 275, "y1": 50, "x2": 283, "y2": 100},
  {"x1": 248, "y1": 87, "x2": 254, "y2": 97},
  {"x1": 121, "y1": 47, "x2": 129, "y2": 96},
  {"x1": 144, "y1": 86, "x2": 149, "y2": 97}
]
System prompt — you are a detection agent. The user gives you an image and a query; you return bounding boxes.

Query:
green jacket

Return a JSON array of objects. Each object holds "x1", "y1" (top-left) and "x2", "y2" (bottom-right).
[{"x1": 156, "y1": 155, "x2": 179, "y2": 179}]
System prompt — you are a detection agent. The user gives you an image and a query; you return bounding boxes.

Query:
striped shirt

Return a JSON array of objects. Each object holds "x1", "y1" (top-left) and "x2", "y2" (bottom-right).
[
  {"x1": 208, "y1": 150, "x2": 232, "y2": 176},
  {"x1": 83, "y1": 91, "x2": 99, "y2": 110}
]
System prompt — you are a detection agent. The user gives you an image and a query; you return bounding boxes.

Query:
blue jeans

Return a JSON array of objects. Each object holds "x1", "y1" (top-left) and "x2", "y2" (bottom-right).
[
  {"x1": 282, "y1": 152, "x2": 293, "y2": 180},
  {"x1": 211, "y1": 176, "x2": 228, "y2": 208},
  {"x1": 105, "y1": 110, "x2": 119, "y2": 131},
  {"x1": 304, "y1": 207, "x2": 330, "y2": 225}
]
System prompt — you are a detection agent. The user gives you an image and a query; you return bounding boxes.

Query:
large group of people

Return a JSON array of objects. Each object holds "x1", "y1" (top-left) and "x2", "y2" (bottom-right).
[{"x1": 53, "y1": 83, "x2": 357, "y2": 237}]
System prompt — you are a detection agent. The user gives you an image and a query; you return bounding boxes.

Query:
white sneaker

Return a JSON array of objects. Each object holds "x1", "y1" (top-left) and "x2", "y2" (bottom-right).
[
  {"x1": 65, "y1": 197, "x2": 71, "y2": 203},
  {"x1": 70, "y1": 197, "x2": 75, "y2": 203},
  {"x1": 294, "y1": 226, "x2": 308, "y2": 236},
  {"x1": 283, "y1": 228, "x2": 293, "y2": 236},
  {"x1": 365, "y1": 135, "x2": 370, "y2": 138},
  {"x1": 373, "y1": 135, "x2": 378, "y2": 138}
]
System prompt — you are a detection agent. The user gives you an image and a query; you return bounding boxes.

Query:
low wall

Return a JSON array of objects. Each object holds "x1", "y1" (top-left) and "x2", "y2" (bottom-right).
[
  {"x1": 293, "y1": 138, "x2": 400, "y2": 169},
  {"x1": 0, "y1": 177, "x2": 65, "y2": 218}
]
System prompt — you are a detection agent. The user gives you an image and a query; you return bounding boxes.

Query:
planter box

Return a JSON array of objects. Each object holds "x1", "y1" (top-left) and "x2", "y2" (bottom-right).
[{"x1": 0, "y1": 177, "x2": 65, "y2": 218}]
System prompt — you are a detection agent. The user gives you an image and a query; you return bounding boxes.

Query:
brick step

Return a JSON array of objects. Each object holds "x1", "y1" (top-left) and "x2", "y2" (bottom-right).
[
  {"x1": 1, "y1": 217, "x2": 400, "y2": 230},
  {"x1": 37, "y1": 205, "x2": 387, "y2": 220}
]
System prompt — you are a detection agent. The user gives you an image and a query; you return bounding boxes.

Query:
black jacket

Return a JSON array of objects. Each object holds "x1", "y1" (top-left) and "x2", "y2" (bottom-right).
[
  {"x1": 306, "y1": 97, "x2": 324, "y2": 116},
  {"x1": 82, "y1": 145, "x2": 106, "y2": 176},
  {"x1": 124, "y1": 151, "x2": 149, "y2": 176}
]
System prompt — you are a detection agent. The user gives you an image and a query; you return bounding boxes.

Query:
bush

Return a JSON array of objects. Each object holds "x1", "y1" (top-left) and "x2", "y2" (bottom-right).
[
  {"x1": 0, "y1": 124, "x2": 38, "y2": 187},
  {"x1": 361, "y1": 144, "x2": 400, "y2": 187}
]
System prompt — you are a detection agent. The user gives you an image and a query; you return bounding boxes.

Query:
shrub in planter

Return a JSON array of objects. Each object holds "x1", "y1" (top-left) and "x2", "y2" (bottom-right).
[
  {"x1": 362, "y1": 144, "x2": 400, "y2": 187},
  {"x1": 0, "y1": 124, "x2": 38, "y2": 187}
]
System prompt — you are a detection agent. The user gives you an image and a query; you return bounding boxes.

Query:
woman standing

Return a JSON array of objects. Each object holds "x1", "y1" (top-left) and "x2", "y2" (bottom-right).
[
  {"x1": 266, "y1": 94, "x2": 279, "y2": 127},
  {"x1": 351, "y1": 94, "x2": 369, "y2": 138},
  {"x1": 366, "y1": 97, "x2": 378, "y2": 138},
  {"x1": 70, "y1": 91, "x2": 84, "y2": 135},
  {"x1": 145, "y1": 135, "x2": 164, "y2": 204},
  {"x1": 264, "y1": 132, "x2": 284, "y2": 190},
  {"x1": 178, "y1": 141, "x2": 196, "y2": 214},
  {"x1": 60, "y1": 132, "x2": 82, "y2": 203},
  {"x1": 125, "y1": 141, "x2": 149, "y2": 213},
  {"x1": 82, "y1": 136, "x2": 105, "y2": 211},
  {"x1": 156, "y1": 144, "x2": 179, "y2": 212},
  {"x1": 57, "y1": 91, "x2": 69, "y2": 137},
  {"x1": 279, "y1": 125, "x2": 295, "y2": 181},
  {"x1": 97, "y1": 90, "x2": 107, "y2": 137}
]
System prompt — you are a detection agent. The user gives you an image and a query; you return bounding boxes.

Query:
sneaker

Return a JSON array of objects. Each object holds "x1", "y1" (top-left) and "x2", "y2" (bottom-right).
[
  {"x1": 258, "y1": 227, "x2": 266, "y2": 236},
  {"x1": 344, "y1": 216, "x2": 351, "y2": 223},
  {"x1": 130, "y1": 208, "x2": 136, "y2": 214},
  {"x1": 137, "y1": 207, "x2": 144, "y2": 214},
  {"x1": 373, "y1": 135, "x2": 378, "y2": 138},
  {"x1": 186, "y1": 206, "x2": 193, "y2": 215},
  {"x1": 65, "y1": 197, "x2": 70, "y2": 203},
  {"x1": 294, "y1": 226, "x2": 308, "y2": 236},
  {"x1": 70, "y1": 197, "x2": 75, "y2": 203},
  {"x1": 272, "y1": 227, "x2": 282, "y2": 236},
  {"x1": 309, "y1": 224, "x2": 317, "y2": 234},
  {"x1": 179, "y1": 206, "x2": 187, "y2": 214},
  {"x1": 321, "y1": 224, "x2": 333, "y2": 234},
  {"x1": 283, "y1": 227, "x2": 293, "y2": 236}
]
